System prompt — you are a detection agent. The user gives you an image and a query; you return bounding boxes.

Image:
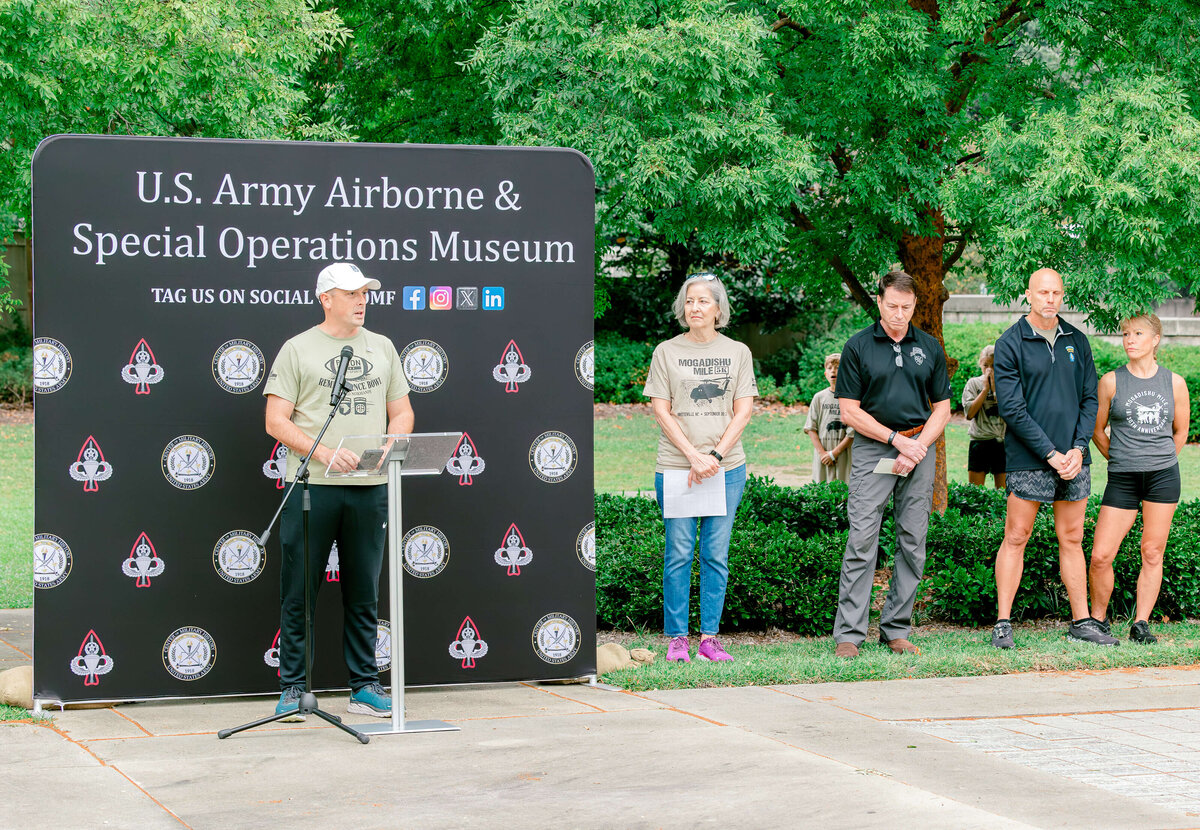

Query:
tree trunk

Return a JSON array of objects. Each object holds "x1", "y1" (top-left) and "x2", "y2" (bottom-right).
[{"x1": 898, "y1": 207, "x2": 958, "y2": 514}]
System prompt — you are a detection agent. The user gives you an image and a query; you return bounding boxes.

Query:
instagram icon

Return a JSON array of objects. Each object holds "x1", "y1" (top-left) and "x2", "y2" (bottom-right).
[{"x1": 430, "y1": 286, "x2": 452, "y2": 310}]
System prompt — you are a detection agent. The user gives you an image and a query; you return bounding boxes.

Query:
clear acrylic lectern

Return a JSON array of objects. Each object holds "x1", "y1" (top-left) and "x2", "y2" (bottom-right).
[{"x1": 328, "y1": 431, "x2": 463, "y2": 736}]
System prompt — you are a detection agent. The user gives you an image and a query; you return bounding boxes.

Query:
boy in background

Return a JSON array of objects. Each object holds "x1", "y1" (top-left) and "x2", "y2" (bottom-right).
[{"x1": 805, "y1": 353, "x2": 853, "y2": 482}]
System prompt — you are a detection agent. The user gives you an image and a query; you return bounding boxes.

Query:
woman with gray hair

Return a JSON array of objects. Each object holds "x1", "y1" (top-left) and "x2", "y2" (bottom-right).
[{"x1": 642, "y1": 272, "x2": 758, "y2": 663}]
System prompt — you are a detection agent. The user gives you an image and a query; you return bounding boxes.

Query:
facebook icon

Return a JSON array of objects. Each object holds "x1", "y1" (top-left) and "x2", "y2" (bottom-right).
[
  {"x1": 402, "y1": 286, "x2": 426, "y2": 310},
  {"x1": 482, "y1": 286, "x2": 505, "y2": 310}
]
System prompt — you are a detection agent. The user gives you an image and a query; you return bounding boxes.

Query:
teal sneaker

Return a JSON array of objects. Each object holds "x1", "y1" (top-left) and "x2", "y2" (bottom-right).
[
  {"x1": 275, "y1": 685, "x2": 305, "y2": 722},
  {"x1": 347, "y1": 682, "x2": 391, "y2": 717}
]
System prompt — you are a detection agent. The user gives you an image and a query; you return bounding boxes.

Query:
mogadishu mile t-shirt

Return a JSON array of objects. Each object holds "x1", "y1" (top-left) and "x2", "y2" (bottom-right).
[
  {"x1": 643, "y1": 333, "x2": 758, "y2": 472},
  {"x1": 264, "y1": 325, "x2": 409, "y2": 484}
]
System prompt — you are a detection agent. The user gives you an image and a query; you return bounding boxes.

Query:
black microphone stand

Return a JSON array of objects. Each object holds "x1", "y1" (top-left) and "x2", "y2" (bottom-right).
[{"x1": 218, "y1": 378, "x2": 369, "y2": 744}]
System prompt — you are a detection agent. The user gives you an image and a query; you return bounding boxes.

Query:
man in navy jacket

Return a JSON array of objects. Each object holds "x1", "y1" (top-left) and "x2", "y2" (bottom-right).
[{"x1": 990, "y1": 268, "x2": 1115, "y2": 648}]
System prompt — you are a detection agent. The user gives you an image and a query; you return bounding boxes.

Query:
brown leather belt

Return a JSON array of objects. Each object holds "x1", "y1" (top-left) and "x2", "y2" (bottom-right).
[{"x1": 898, "y1": 425, "x2": 923, "y2": 438}]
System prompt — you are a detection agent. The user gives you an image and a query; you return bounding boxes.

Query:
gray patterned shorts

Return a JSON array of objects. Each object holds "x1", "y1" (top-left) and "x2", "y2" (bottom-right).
[{"x1": 1006, "y1": 466, "x2": 1091, "y2": 503}]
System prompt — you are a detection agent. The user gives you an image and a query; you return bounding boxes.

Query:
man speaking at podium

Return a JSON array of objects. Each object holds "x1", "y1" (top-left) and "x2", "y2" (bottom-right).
[{"x1": 263, "y1": 262, "x2": 413, "y2": 721}]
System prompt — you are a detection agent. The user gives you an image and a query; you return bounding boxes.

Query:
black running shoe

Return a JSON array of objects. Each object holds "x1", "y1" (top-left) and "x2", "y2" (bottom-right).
[
  {"x1": 1067, "y1": 618, "x2": 1119, "y2": 646},
  {"x1": 1096, "y1": 616, "x2": 1111, "y2": 636},
  {"x1": 991, "y1": 621, "x2": 1014, "y2": 649},
  {"x1": 1129, "y1": 620, "x2": 1157, "y2": 644}
]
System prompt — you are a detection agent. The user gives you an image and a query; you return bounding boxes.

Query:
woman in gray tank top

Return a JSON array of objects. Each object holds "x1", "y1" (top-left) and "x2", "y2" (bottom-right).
[{"x1": 1088, "y1": 314, "x2": 1190, "y2": 644}]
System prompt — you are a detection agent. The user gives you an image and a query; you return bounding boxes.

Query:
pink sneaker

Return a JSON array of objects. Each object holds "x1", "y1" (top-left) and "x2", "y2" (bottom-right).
[
  {"x1": 697, "y1": 637, "x2": 732, "y2": 662},
  {"x1": 666, "y1": 636, "x2": 691, "y2": 663}
]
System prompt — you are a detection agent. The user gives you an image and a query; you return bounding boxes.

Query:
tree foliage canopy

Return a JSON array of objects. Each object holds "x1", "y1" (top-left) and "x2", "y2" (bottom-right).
[
  {"x1": 467, "y1": 0, "x2": 1200, "y2": 332},
  {"x1": 0, "y1": 0, "x2": 349, "y2": 309}
]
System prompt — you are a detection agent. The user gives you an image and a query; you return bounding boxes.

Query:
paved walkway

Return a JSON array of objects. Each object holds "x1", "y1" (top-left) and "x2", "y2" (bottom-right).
[{"x1": 2, "y1": 608, "x2": 1198, "y2": 829}]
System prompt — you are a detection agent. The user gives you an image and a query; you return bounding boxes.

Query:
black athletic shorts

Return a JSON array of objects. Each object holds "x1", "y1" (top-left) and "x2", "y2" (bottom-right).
[
  {"x1": 967, "y1": 439, "x2": 1005, "y2": 476},
  {"x1": 1101, "y1": 464, "x2": 1181, "y2": 509}
]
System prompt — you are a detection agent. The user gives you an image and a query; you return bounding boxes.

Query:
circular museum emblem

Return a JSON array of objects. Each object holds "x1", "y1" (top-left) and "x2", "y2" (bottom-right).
[
  {"x1": 401, "y1": 339, "x2": 448, "y2": 393},
  {"x1": 32, "y1": 338, "x2": 72, "y2": 393},
  {"x1": 33, "y1": 533, "x2": 72, "y2": 589},
  {"x1": 403, "y1": 525, "x2": 449, "y2": 578},
  {"x1": 574, "y1": 341, "x2": 594, "y2": 390},
  {"x1": 162, "y1": 435, "x2": 215, "y2": 490},
  {"x1": 529, "y1": 430, "x2": 577, "y2": 484},
  {"x1": 533, "y1": 613, "x2": 581, "y2": 665},
  {"x1": 375, "y1": 620, "x2": 392, "y2": 672},
  {"x1": 162, "y1": 626, "x2": 217, "y2": 681},
  {"x1": 213, "y1": 530, "x2": 265, "y2": 584},
  {"x1": 212, "y1": 339, "x2": 266, "y2": 394},
  {"x1": 576, "y1": 522, "x2": 595, "y2": 571}
]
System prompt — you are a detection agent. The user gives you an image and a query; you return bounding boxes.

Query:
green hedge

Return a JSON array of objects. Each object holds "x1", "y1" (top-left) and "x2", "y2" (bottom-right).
[
  {"x1": 594, "y1": 331, "x2": 654, "y2": 404},
  {"x1": 597, "y1": 477, "x2": 1200, "y2": 634}
]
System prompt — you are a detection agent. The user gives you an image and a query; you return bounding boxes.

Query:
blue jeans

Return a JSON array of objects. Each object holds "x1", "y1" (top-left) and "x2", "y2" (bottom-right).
[{"x1": 655, "y1": 464, "x2": 747, "y2": 638}]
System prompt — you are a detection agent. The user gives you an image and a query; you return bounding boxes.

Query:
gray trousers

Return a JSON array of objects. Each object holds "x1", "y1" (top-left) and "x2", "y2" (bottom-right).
[{"x1": 833, "y1": 435, "x2": 935, "y2": 644}]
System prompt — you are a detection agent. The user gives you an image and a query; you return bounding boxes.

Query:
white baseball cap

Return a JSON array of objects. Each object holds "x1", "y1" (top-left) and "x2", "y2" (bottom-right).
[{"x1": 316, "y1": 262, "x2": 381, "y2": 294}]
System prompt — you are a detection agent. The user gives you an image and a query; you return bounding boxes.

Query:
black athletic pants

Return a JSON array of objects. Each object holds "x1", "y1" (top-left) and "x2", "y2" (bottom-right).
[{"x1": 278, "y1": 483, "x2": 387, "y2": 690}]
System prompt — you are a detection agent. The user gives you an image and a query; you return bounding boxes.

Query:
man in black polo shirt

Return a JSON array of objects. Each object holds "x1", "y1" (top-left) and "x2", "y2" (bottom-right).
[
  {"x1": 833, "y1": 270, "x2": 951, "y2": 658},
  {"x1": 990, "y1": 267, "x2": 1113, "y2": 648}
]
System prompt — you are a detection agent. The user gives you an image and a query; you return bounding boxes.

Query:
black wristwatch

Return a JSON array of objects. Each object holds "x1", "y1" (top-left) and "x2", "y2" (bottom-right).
[
  {"x1": 887, "y1": 430, "x2": 897, "y2": 446},
  {"x1": 709, "y1": 449, "x2": 723, "y2": 462}
]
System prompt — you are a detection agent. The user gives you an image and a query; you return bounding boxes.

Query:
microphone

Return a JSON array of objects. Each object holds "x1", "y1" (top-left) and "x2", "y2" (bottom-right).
[{"x1": 331, "y1": 345, "x2": 353, "y2": 406}]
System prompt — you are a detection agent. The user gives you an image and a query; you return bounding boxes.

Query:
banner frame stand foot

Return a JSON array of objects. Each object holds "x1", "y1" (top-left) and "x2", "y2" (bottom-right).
[{"x1": 356, "y1": 719, "x2": 459, "y2": 736}]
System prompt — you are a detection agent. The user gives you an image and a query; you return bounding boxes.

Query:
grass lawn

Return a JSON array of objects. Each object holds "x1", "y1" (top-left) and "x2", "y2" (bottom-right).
[
  {"x1": 0, "y1": 422, "x2": 33, "y2": 609},
  {"x1": 596, "y1": 406, "x2": 1200, "y2": 500},
  {"x1": 603, "y1": 621, "x2": 1200, "y2": 690}
]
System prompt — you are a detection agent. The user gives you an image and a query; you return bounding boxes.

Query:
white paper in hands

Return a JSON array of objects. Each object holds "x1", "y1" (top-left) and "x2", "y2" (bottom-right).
[
  {"x1": 872, "y1": 457, "x2": 909, "y2": 478},
  {"x1": 662, "y1": 470, "x2": 727, "y2": 518}
]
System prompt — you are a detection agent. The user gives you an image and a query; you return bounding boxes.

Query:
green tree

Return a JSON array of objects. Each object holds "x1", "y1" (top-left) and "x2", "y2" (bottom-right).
[
  {"x1": 471, "y1": 0, "x2": 1200, "y2": 333},
  {"x1": 470, "y1": 0, "x2": 1200, "y2": 506},
  {"x1": 0, "y1": 0, "x2": 350, "y2": 310},
  {"x1": 302, "y1": 0, "x2": 501, "y2": 146}
]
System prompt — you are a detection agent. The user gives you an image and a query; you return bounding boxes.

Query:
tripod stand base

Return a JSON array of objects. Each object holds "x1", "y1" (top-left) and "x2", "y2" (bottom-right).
[
  {"x1": 217, "y1": 693, "x2": 370, "y2": 744},
  {"x1": 356, "y1": 719, "x2": 459, "y2": 736}
]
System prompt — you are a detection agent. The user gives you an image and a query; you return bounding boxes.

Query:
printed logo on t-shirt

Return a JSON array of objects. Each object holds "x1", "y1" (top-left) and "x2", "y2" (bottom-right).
[{"x1": 1125, "y1": 389, "x2": 1170, "y2": 434}]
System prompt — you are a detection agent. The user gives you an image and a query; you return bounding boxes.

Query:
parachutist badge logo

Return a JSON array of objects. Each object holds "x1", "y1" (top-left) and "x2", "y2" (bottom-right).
[
  {"x1": 401, "y1": 339, "x2": 448, "y2": 393},
  {"x1": 70, "y1": 630, "x2": 113, "y2": 686},
  {"x1": 326, "y1": 542, "x2": 340, "y2": 582},
  {"x1": 576, "y1": 522, "x2": 596, "y2": 571},
  {"x1": 32, "y1": 337, "x2": 72, "y2": 393},
  {"x1": 492, "y1": 339, "x2": 531, "y2": 393},
  {"x1": 533, "y1": 613, "x2": 581, "y2": 665},
  {"x1": 69, "y1": 436, "x2": 113, "y2": 492},
  {"x1": 33, "y1": 533, "x2": 72, "y2": 589},
  {"x1": 120, "y1": 338, "x2": 164, "y2": 394},
  {"x1": 163, "y1": 626, "x2": 216, "y2": 681},
  {"x1": 122, "y1": 532, "x2": 165, "y2": 588},
  {"x1": 213, "y1": 339, "x2": 265, "y2": 394},
  {"x1": 162, "y1": 435, "x2": 214, "y2": 490},
  {"x1": 403, "y1": 526, "x2": 449, "y2": 578},
  {"x1": 445, "y1": 432, "x2": 485, "y2": 485},
  {"x1": 449, "y1": 616, "x2": 488, "y2": 669},
  {"x1": 375, "y1": 620, "x2": 392, "y2": 671},
  {"x1": 214, "y1": 530, "x2": 265, "y2": 584},
  {"x1": 264, "y1": 629, "x2": 281, "y2": 673},
  {"x1": 494, "y1": 523, "x2": 532, "y2": 576},
  {"x1": 263, "y1": 441, "x2": 288, "y2": 489},
  {"x1": 529, "y1": 430, "x2": 577, "y2": 484}
]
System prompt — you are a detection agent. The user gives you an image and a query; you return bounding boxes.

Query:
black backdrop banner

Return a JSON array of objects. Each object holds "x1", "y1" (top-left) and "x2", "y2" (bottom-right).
[{"x1": 31, "y1": 136, "x2": 595, "y2": 703}]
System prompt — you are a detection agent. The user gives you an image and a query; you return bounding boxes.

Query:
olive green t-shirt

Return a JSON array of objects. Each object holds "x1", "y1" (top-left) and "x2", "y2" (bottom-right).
[
  {"x1": 263, "y1": 325, "x2": 409, "y2": 484},
  {"x1": 642, "y1": 333, "x2": 758, "y2": 471}
]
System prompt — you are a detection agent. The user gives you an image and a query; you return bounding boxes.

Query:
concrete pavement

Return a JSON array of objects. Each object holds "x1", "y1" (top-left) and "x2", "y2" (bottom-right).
[{"x1": 3, "y1": 607, "x2": 1199, "y2": 829}]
